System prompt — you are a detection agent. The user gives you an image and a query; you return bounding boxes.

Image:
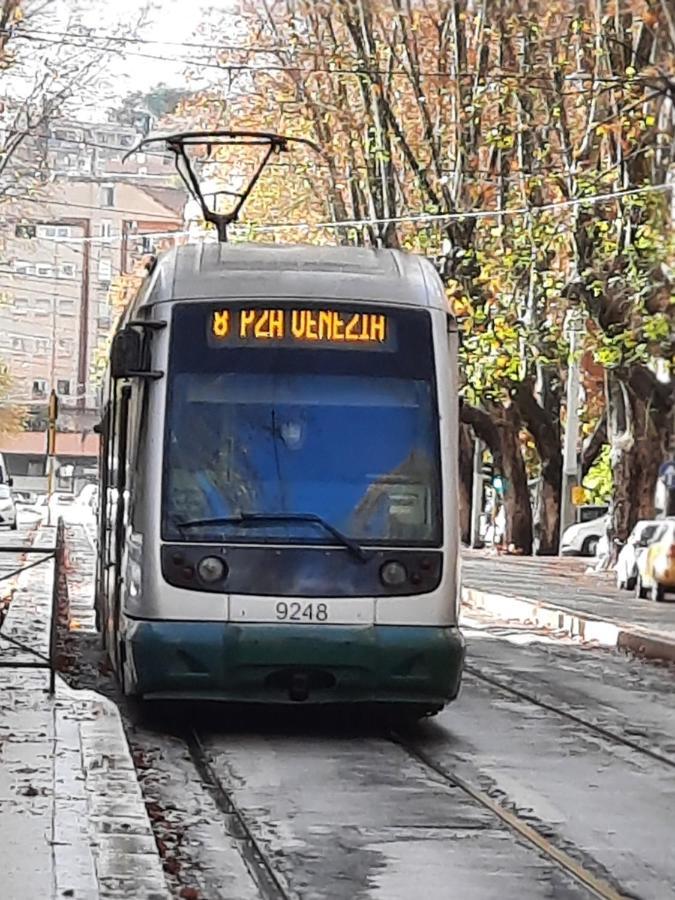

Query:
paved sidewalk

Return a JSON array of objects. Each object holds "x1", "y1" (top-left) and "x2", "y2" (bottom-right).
[
  {"x1": 462, "y1": 550, "x2": 675, "y2": 662},
  {"x1": 0, "y1": 524, "x2": 168, "y2": 900}
]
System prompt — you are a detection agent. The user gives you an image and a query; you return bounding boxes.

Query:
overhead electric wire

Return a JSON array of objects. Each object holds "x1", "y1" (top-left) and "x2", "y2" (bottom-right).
[
  {"x1": 3, "y1": 181, "x2": 667, "y2": 246},
  {"x1": 245, "y1": 182, "x2": 674, "y2": 233},
  {"x1": 7, "y1": 192, "x2": 185, "y2": 220},
  {"x1": 14, "y1": 27, "x2": 654, "y2": 79},
  {"x1": 11, "y1": 30, "x2": 642, "y2": 86}
]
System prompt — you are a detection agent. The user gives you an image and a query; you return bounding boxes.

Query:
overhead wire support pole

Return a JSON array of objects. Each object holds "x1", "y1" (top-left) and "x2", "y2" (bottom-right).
[
  {"x1": 47, "y1": 240, "x2": 59, "y2": 524},
  {"x1": 559, "y1": 307, "x2": 584, "y2": 555}
]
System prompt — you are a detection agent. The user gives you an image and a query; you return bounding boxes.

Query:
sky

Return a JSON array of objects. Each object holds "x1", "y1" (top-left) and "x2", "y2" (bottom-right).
[
  {"x1": 100, "y1": 0, "x2": 222, "y2": 90},
  {"x1": 16, "y1": 0, "x2": 230, "y2": 118}
]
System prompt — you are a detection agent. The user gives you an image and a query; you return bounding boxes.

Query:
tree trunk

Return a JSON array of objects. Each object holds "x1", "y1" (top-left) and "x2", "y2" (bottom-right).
[
  {"x1": 458, "y1": 423, "x2": 474, "y2": 546},
  {"x1": 608, "y1": 366, "x2": 673, "y2": 555},
  {"x1": 496, "y1": 412, "x2": 533, "y2": 554},
  {"x1": 512, "y1": 379, "x2": 561, "y2": 555},
  {"x1": 612, "y1": 391, "x2": 671, "y2": 543},
  {"x1": 537, "y1": 455, "x2": 562, "y2": 556}
]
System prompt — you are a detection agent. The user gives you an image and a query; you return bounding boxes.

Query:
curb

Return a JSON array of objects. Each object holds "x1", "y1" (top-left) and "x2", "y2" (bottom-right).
[
  {"x1": 57, "y1": 680, "x2": 170, "y2": 900},
  {"x1": 0, "y1": 523, "x2": 170, "y2": 899},
  {"x1": 461, "y1": 586, "x2": 675, "y2": 665},
  {"x1": 60, "y1": 523, "x2": 170, "y2": 899}
]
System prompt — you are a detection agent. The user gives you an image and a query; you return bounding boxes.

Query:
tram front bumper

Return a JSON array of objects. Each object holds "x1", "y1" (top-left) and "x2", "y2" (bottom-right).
[{"x1": 123, "y1": 619, "x2": 465, "y2": 706}]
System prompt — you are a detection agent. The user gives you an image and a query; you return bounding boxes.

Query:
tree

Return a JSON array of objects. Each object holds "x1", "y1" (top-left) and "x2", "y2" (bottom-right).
[
  {"x1": 182, "y1": 0, "x2": 673, "y2": 552},
  {"x1": 0, "y1": 2, "x2": 151, "y2": 198},
  {"x1": 111, "y1": 83, "x2": 194, "y2": 131}
]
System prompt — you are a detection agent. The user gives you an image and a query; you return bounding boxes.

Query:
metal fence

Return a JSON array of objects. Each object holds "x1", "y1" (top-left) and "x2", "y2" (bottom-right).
[{"x1": 0, "y1": 520, "x2": 65, "y2": 694}]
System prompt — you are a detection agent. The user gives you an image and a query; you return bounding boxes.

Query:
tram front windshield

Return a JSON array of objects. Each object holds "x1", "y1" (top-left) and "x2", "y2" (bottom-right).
[{"x1": 162, "y1": 303, "x2": 442, "y2": 547}]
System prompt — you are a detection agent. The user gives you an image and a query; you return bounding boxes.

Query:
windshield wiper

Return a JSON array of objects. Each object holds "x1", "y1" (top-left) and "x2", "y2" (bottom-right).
[{"x1": 177, "y1": 512, "x2": 370, "y2": 563}]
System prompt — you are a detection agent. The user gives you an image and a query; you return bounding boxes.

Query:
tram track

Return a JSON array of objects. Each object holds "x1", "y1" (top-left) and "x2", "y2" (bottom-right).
[
  {"x1": 185, "y1": 729, "x2": 293, "y2": 900},
  {"x1": 391, "y1": 732, "x2": 631, "y2": 900},
  {"x1": 186, "y1": 719, "x2": 633, "y2": 900},
  {"x1": 465, "y1": 663, "x2": 675, "y2": 770}
]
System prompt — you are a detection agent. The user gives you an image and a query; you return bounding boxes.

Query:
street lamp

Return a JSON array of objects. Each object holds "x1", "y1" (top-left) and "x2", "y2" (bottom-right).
[{"x1": 558, "y1": 305, "x2": 585, "y2": 553}]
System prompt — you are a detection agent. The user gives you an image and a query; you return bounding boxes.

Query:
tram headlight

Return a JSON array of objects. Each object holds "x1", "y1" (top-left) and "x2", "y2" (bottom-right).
[
  {"x1": 197, "y1": 555, "x2": 227, "y2": 584},
  {"x1": 380, "y1": 560, "x2": 408, "y2": 588}
]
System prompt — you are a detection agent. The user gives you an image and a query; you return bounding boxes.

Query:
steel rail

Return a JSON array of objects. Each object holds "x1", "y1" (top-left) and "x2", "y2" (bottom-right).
[
  {"x1": 186, "y1": 730, "x2": 292, "y2": 900},
  {"x1": 465, "y1": 664, "x2": 675, "y2": 770},
  {"x1": 392, "y1": 733, "x2": 630, "y2": 900}
]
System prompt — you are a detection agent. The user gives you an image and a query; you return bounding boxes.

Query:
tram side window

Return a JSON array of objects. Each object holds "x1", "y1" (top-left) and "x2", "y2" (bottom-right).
[
  {"x1": 105, "y1": 397, "x2": 116, "y2": 568},
  {"x1": 106, "y1": 381, "x2": 129, "y2": 566},
  {"x1": 127, "y1": 384, "x2": 146, "y2": 530}
]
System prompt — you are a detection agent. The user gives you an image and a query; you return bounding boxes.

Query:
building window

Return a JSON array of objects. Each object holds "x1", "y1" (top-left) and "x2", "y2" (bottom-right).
[
  {"x1": 36, "y1": 264, "x2": 53, "y2": 277},
  {"x1": 12, "y1": 337, "x2": 25, "y2": 351},
  {"x1": 58, "y1": 299, "x2": 76, "y2": 315},
  {"x1": 98, "y1": 220, "x2": 113, "y2": 238},
  {"x1": 32, "y1": 379, "x2": 47, "y2": 399},
  {"x1": 27, "y1": 460, "x2": 44, "y2": 477},
  {"x1": 15, "y1": 224, "x2": 37, "y2": 238},
  {"x1": 98, "y1": 258, "x2": 112, "y2": 282},
  {"x1": 61, "y1": 263, "x2": 75, "y2": 278},
  {"x1": 101, "y1": 185, "x2": 115, "y2": 207},
  {"x1": 15, "y1": 261, "x2": 35, "y2": 275},
  {"x1": 58, "y1": 338, "x2": 72, "y2": 354},
  {"x1": 35, "y1": 338, "x2": 49, "y2": 354},
  {"x1": 57, "y1": 379, "x2": 70, "y2": 396}
]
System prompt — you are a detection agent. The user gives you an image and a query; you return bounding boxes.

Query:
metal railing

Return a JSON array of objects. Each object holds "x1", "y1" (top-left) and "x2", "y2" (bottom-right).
[{"x1": 0, "y1": 520, "x2": 64, "y2": 694}]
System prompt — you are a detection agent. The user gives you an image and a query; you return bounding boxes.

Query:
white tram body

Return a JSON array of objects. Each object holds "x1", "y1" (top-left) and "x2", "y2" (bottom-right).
[{"x1": 96, "y1": 243, "x2": 464, "y2": 712}]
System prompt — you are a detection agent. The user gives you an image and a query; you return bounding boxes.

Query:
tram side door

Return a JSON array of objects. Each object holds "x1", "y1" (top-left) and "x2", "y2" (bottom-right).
[{"x1": 109, "y1": 382, "x2": 132, "y2": 669}]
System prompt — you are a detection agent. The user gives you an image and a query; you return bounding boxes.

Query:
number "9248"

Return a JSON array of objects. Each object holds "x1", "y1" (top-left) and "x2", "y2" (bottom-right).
[{"x1": 275, "y1": 601, "x2": 329, "y2": 622}]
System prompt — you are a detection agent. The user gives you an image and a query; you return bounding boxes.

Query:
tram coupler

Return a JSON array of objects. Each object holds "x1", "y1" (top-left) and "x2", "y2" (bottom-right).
[{"x1": 289, "y1": 671, "x2": 310, "y2": 702}]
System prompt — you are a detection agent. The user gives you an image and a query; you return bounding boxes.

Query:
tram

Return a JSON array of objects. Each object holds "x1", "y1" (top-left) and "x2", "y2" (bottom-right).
[{"x1": 95, "y1": 242, "x2": 464, "y2": 714}]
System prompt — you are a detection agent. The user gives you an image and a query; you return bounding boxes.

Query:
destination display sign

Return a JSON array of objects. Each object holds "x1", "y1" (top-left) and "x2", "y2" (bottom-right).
[{"x1": 207, "y1": 307, "x2": 394, "y2": 350}]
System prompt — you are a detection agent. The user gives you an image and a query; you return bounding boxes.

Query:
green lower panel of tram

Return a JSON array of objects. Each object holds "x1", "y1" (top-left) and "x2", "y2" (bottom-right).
[{"x1": 123, "y1": 620, "x2": 465, "y2": 707}]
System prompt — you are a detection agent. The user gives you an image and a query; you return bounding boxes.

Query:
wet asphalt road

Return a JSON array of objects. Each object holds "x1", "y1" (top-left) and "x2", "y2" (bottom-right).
[
  {"x1": 63, "y1": 526, "x2": 675, "y2": 900},
  {"x1": 191, "y1": 639, "x2": 673, "y2": 900},
  {"x1": 121, "y1": 627, "x2": 675, "y2": 900}
]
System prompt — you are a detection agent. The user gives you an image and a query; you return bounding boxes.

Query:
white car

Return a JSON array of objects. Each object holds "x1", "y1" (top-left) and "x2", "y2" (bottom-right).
[
  {"x1": 616, "y1": 520, "x2": 663, "y2": 590},
  {"x1": 0, "y1": 483, "x2": 17, "y2": 530},
  {"x1": 560, "y1": 514, "x2": 608, "y2": 557}
]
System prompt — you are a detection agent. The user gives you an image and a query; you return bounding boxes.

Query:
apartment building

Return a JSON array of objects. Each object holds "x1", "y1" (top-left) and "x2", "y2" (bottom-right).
[
  {"x1": 3, "y1": 177, "x2": 184, "y2": 408},
  {"x1": 0, "y1": 119, "x2": 185, "y2": 488}
]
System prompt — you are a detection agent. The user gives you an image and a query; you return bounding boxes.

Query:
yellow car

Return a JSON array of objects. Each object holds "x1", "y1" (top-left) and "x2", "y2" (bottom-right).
[{"x1": 636, "y1": 520, "x2": 675, "y2": 602}]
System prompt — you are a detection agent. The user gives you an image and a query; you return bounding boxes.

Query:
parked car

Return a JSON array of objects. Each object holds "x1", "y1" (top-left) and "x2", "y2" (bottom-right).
[
  {"x1": 636, "y1": 520, "x2": 675, "y2": 602},
  {"x1": 616, "y1": 520, "x2": 663, "y2": 590},
  {"x1": 560, "y1": 514, "x2": 608, "y2": 557},
  {"x1": 577, "y1": 505, "x2": 608, "y2": 524},
  {"x1": 21, "y1": 494, "x2": 49, "y2": 523},
  {"x1": 0, "y1": 483, "x2": 17, "y2": 530},
  {"x1": 53, "y1": 492, "x2": 75, "y2": 505},
  {"x1": 12, "y1": 489, "x2": 37, "y2": 506}
]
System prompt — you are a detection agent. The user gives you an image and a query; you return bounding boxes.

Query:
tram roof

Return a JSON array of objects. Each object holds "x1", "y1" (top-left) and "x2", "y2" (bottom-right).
[{"x1": 141, "y1": 243, "x2": 448, "y2": 311}]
